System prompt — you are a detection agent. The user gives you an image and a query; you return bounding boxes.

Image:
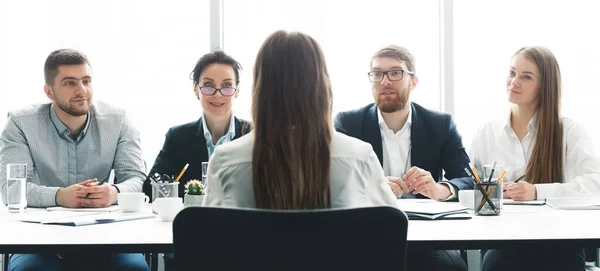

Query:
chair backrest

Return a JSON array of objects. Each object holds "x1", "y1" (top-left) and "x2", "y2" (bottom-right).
[{"x1": 173, "y1": 206, "x2": 408, "y2": 271}]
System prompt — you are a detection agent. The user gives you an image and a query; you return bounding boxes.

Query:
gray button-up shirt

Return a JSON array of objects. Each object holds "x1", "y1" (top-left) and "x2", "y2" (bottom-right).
[{"x1": 0, "y1": 101, "x2": 146, "y2": 207}]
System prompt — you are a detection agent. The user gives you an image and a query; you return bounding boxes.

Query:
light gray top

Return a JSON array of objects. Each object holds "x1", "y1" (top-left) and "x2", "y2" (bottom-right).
[
  {"x1": 202, "y1": 131, "x2": 397, "y2": 209},
  {"x1": 0, "y1": 101, "x2": 146, "y2": 207}
]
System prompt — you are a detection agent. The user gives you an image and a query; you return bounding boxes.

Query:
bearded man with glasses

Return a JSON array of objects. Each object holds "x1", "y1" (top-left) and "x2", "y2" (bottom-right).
[{"x1": 334, "y1": 45, "x2": 472, "y2": 271}]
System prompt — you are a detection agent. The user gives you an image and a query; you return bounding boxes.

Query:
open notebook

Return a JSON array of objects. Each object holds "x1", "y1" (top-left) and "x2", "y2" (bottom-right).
[
  {"x1": 397, "y1": 200, "x2": 471, "y2": 220},
  {"x1": 13, "y1": 211, "x2": 155, "y2": 226}
]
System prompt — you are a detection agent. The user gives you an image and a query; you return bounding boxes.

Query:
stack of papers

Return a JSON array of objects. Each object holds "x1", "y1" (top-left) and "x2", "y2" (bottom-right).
[
  {"x1": 46, "y1": 205, "x2": 121, "y2": 212},
  {"x1": 545, "y1": 197, "x2": 600, "y2": 210},
  {"x1": 397, "y1": 200, "x2": 471, "y2": 220},
  {"x1": 12, "y1": 210, "x2": 154, "y2": 226}
]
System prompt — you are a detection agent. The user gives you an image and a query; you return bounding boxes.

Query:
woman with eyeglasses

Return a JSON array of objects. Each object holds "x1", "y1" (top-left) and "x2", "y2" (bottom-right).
[{"x1": 143, "y1": 50, "x2": 251, "y2": 200}]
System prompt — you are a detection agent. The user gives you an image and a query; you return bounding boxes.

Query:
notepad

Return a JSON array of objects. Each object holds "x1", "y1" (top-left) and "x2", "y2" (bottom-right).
[
  {"x1": 397, "y1": 200, "x2": 471, "y2": 220},
  {"x1": 503, "y1": 199, "x2": 546, "y2": 205},
  {"x1": 46, "y1": 205, "x2": 121, "y2": 212},
  {"x1": 545, "y1": 197, "x2": 600, "y2": 210}
]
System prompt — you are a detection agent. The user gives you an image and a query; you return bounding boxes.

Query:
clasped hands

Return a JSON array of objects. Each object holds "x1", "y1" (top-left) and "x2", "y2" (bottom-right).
[
  {"x1": 56, "y1": 178, "x2": 118, "y2": 208},
  {"x1": 387, "y1": 166, "x2": 451, "y2": 200}
]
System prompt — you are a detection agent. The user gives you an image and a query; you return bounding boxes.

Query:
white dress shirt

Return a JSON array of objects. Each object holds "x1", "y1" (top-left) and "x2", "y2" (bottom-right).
[
  {"x1": 378, "y1": 108, "x2": 457, "y2": 200},
  {"x1": 470, "y1": 114, "x2": 600, "y2": 199},
  {"x1": 202, "y1": 131, "x2": 398, "y2": 209}
]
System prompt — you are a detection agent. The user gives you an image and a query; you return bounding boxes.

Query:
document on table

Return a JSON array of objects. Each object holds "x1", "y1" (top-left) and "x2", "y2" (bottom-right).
[
  {"x1": 12, "y1": 211, "x2": 155, "y2": 226},
  {"x1": 397, "y1": 199, "x2": 471, "y2": 220},
  {"x1": 545, "y1": 197, "x2": 600, "y2": 210},
  {"x1": 46, "y1": 205, "x2": 121, "y2": 212},
  {"x1": 503, "y1": 199, "x2": 546, "y2": 205}
]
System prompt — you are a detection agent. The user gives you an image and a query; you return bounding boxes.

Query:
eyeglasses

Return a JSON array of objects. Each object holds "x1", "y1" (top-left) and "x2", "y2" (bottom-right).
[
  {"x1": 367, "y1": 70, "x2": 414, "y2": 83},
  {"x1": 198, "y1": 86, "x2": 238, "y2": 96}
]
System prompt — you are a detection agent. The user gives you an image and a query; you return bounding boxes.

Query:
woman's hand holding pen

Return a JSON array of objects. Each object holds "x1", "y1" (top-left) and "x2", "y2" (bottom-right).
[
  {"x1": 76, "y1": 179, "x2": 119, "y2": 208},
  {"x1": 504, "y1": 181, "x2": 537, "y2": 201}
]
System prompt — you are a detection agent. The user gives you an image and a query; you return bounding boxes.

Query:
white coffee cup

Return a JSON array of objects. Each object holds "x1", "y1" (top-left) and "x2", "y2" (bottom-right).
[
  {"x1": 118, "y1": 192, "x2": 149, "y2": 213},
  {"x1": 458, "y1": 190, "x2": 475, "y2": 210},
  {"x1": 154, "y1": 197, "x2": 183, "y2": 222}
]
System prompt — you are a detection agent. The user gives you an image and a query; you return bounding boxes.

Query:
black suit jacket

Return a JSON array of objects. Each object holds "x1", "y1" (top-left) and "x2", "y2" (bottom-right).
[
  {"x1": 143, "y1": 117, "x2": 251, "y2": 199},
  {"x1": 334, "y1": 102, "x2": 473, "y2": 195}
]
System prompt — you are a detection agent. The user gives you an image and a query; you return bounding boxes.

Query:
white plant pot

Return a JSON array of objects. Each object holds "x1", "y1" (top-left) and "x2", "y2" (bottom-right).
[{"x1": 184, "y1": 194, "x2": 204, "y2": 207}]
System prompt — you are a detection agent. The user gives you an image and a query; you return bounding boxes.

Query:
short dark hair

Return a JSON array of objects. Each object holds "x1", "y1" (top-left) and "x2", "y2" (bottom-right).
[
  {"x1": 371, "y1": 45, "x2": 416, "y2": 74},
  {"x1": 44, "y1": 49, "x2": 91, "y2": 86},
  {"x1": 190, "y1": 50, "x2": 242, "y2": 88}
]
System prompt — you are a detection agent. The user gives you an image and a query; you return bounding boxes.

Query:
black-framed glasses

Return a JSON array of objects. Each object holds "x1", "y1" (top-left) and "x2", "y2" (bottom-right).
[
  {"x1": 199, "y1": 86, "x2": 238, "y2": 96},
  {"x1": 367, "y1": 70, "x2": 414, "y2": 83}
]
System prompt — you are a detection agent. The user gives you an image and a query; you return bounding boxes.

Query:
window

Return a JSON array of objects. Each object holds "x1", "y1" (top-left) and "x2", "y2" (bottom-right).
[
  {"x1": 223, "y1": 0, "x2": 441, "y2": 121},
  {"x1": 0, "y1": 0, "x2": 210, "y2": 167},
  {"x1": 454, "y1": 0, "x2": 600, "y2": 155}
]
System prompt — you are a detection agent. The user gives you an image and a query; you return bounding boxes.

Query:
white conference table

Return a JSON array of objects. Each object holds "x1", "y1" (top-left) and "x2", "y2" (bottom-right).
[
  {"x1": 405, "y1": 200, "x2": 600, "y2": 250},
  {"x1": 0, "y1": 205, "x2": 171, "y2": 254},
  {"x1": 2, "y1": 200, "x2": 600, "y2": 254}
]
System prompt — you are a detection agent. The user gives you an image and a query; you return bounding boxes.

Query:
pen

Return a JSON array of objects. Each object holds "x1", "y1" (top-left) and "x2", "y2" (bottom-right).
[
  {"x1": 174, "y1": 163, "x2": 189, "y2": 183},
  {"x1": 83, "y1": 178, "x2": 108, "y2": 199},
  {"x1": 503, "y1": 174, "x2": 526, "y2": 192}
]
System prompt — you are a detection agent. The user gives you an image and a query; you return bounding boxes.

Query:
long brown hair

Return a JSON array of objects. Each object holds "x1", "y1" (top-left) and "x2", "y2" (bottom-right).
[
  {"x1": 251, "y1": 31, "x2": 333, "y2": 209},
  {"x1": 515, "y1": 46, "x2": 564, "y2": 184}
]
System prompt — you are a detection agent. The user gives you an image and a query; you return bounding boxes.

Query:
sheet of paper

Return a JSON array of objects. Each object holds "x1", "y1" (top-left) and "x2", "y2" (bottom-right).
[
  {"x1": 46, "y1": 205, "x2": 121, "y2": 212},
  {"x1": 546, "y1": 197, "x2": 600, "y2": 210}
]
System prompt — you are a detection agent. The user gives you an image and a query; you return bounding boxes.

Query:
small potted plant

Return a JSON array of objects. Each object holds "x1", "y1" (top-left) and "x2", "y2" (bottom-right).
[{"x1": 184, "y1": 179, "x2": 205, "y2": 207}]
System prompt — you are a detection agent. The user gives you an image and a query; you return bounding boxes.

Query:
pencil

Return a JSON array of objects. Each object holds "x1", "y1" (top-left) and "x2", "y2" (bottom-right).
[
  {"x1": 487, "y1": 161, "x2": 497, "y2": 183},
  {"x1": 496, "y1": 170, "x2": 508, "y2": 183},
  {"x1": 471, "y1": 167, "x2": 483, "y2": 184},
  {"x1": 174, "y1": 163, "x2": 189, "y2": 183}
]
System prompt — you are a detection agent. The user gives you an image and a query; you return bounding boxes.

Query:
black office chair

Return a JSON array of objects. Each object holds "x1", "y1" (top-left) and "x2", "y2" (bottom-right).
[{"x1": 173, "y1": 206, "x2": 409, "y2": 271}]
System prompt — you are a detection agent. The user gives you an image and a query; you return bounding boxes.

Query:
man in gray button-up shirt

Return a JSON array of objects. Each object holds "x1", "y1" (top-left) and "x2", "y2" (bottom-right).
[
  {"x1": 0, "y1": 52, "x2": 146, "y2": 208},
  {"x1": 0, "y1": 49, "x2": 149, "y2": 270}
]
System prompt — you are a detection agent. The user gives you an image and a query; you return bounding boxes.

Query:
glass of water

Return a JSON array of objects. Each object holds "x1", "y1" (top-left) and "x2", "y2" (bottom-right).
[
  {"x1": 201, "y1": 162, "x2": 209, "y2": 185},
  {"x1": 7, "y1": 163, "x2": 27, "y2": 213}
]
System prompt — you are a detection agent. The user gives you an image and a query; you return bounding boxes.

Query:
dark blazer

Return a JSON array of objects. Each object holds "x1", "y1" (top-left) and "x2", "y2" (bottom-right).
[
  {"x1": 143, "y1": 117, "x2": 251, "y2": 200},
  {"x1": 334, "y1": 102, "x2": 473, "y2": 195}
]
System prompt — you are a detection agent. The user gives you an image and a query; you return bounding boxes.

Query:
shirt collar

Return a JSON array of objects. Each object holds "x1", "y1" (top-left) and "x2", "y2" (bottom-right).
[
  {"x1": 49, "y1": 103, "x2": 91, "y2": 140},
  {"x1": 501, "y1": 112, "x2": 538, "y2": 134},
  {"x1": 201, "y1": 111, "x2": 236, "y2": 142},
  {"x1": 377, "y1": 107, "x2": 412, "y2": 133}
]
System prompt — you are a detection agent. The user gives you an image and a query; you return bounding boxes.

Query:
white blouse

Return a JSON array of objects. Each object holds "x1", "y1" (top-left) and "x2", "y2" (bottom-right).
[
  {"x1": 202, "y1": 131, "x2": 398, "y2": 209},
  {"x1": 469, "y1": 114, "x2": 600, "y2": 199}
]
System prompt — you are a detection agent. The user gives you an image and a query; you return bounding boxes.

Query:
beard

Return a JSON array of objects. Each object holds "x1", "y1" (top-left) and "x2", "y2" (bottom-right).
[
  {"x1": 54, "y1": 94, "x2": 90, "y2": 117},
  {"x1": 375, "y1": 87, "x2": 410, "y2": 113}
]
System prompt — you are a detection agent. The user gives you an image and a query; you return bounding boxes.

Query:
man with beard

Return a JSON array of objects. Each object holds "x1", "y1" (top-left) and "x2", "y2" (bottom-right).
[
  {"x1": 334, "y1": 45, "x2": 471, "y2": 271},
  {"x1": 0, "y1": 49, "x2": 149, "y2": 271}
]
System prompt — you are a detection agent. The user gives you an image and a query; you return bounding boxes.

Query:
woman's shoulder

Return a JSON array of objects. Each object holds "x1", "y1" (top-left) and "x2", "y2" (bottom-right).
[
  {"x1": 212, "y1": 132, "x2": 254, "y2": 166},
  {"x1": 330, "y1": 131, "x2": 375, "y2": 162}
]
